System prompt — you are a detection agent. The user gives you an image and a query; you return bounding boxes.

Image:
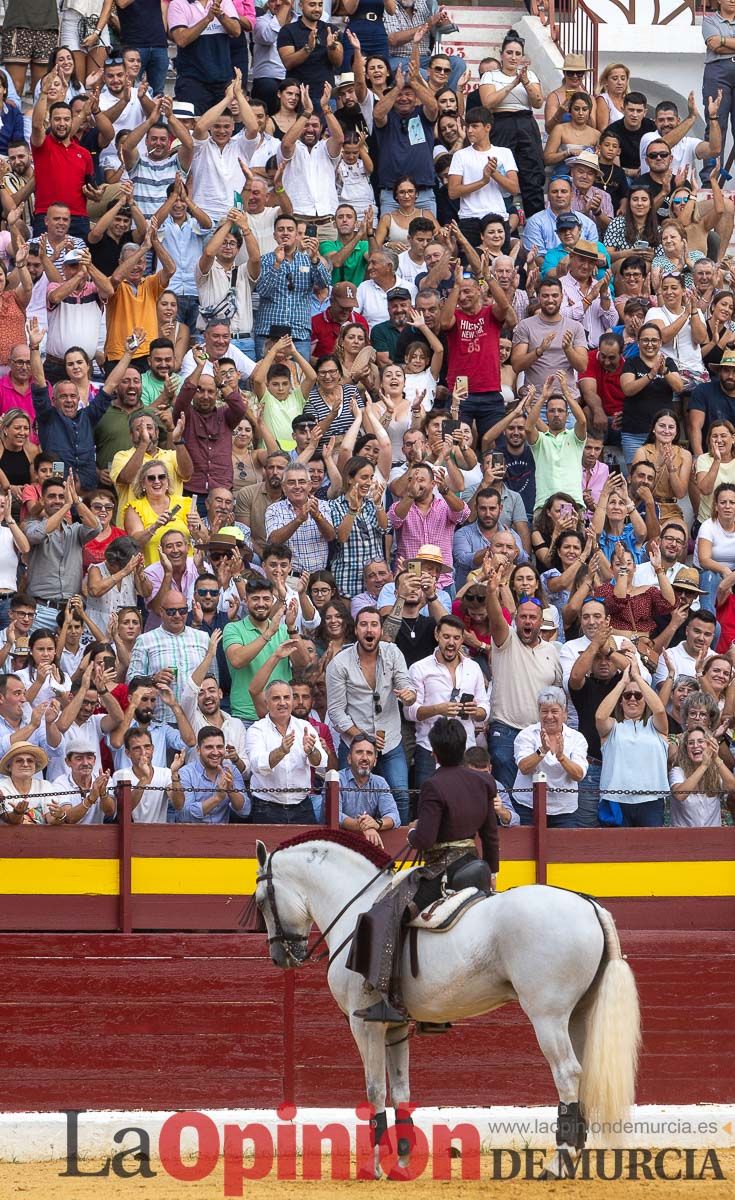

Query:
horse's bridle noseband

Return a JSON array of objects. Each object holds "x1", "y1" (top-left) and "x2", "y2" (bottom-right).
[{"x1": 256, "y1": 853, "x2": 310, "y2": 963}]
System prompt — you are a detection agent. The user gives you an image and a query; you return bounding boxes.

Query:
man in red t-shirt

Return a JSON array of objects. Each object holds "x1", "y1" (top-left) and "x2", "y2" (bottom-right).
[
  {"x1": 311, "y1": 281, "x2": 369, "y2": 358},
  {"x1": 440, "y1": 264, "x2": 516, "y2": 441},
  {"x1": 578, "y1": 332, "x2": 625, "y2": 442},
  {"x1": 31, "y1": 75, "x2": 95, "y2": 239}
]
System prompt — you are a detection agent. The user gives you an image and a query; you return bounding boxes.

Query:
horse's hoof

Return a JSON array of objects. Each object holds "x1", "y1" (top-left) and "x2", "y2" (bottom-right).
[{"x1": 386, "y1": 1164, "x2": 411, "y2": 1181}]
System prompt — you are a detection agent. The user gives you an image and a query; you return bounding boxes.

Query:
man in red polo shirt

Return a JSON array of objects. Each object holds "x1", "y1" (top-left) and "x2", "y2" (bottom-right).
[
  {"x1": 311, "y1": 280, "x2": 368, "y2": 358},
  {"x1": 578, "y1": 331, "x2": 625, "y2": 443},
  {"x1": 31, "y1": 74, "x2": 95, "y2": 239}
]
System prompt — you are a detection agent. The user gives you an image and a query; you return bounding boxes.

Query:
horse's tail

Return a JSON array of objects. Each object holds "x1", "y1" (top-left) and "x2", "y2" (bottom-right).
[{"x1": 579, "y1": 902, "x2": 641, "y2": 1129}]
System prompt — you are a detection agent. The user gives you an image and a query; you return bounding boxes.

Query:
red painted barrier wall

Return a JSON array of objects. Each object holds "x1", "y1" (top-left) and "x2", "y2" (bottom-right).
[{"x1": 2, "y1": 930, "x2": 733, "y2": 1112}]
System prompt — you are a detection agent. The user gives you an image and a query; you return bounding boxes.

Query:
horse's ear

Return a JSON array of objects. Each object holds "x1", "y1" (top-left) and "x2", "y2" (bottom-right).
[{"x1": 256, "y1": 840, "x2": 268, "y2": 868}]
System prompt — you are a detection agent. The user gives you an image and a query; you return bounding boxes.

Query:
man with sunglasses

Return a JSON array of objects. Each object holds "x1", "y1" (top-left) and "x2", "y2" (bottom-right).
[
  {"x1": 630, "y1": 139, "x2": 679, "y2": 220},
  {"x1": 127, "y1": 589, "x2": 213, "y2": 722},
  {"x1": 638, "y1": 95, "x2": 722, "y2": 180}
]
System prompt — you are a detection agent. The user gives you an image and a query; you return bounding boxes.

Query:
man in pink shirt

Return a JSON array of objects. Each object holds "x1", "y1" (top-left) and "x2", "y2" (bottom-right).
[
  {"x1": 0, "y1": 344, "x2": 39, "y2": 443},
  {"x1": 387, "y1": 463, "x2": 469, "y2": 592},
  {"x1": 168, "y1": 0, "x2": 242, "y2": 114}
]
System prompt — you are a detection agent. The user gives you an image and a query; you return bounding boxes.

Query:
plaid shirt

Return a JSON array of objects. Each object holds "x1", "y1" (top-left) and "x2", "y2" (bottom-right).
[
  {"x1": 329, "y1": 496, "x2": 386, "y2": 596},
  {"x1": 384, "y1": 0, "x2": 433, "y2": 59},
  {"x1": 254, "y1": 250, "x2": 332, "y2": 341},
  {"x1": 264, "y1": 498, "x2": 333, "y2": 572},
  {"x1": 126, "y1": 626, "x2": 213, "y2": 722},
  {"x1": 387, "y1": 495, "x2": 470, "y2": 588}
]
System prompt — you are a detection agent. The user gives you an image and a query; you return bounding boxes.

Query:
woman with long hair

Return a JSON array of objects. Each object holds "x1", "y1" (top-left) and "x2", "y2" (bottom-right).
[
  {"x1": 0, "y1": 252, "x2": 32, "y2": 369},
  {"x1": 329, "y1": 455, "x2": 388, "y2": 597},
  {"x1": 308, "y1": 570, "x2": 339, "y2": 613},
  {"x1": 604, "y1": 186, "x2": 660, "y2": 269},
  {"x1": 123, "y1": 462, "x2": 192, "y2": 565},
  {"x1": 364, "y1": 55, "x2": 393, "y2": 99},
  {"x1": 156, "y1": 290, "x2": 190, "y2": 371},
  {"x1": 479, "y1": 29, "x2": 545, "y2": 217},
  {"x1": 0, "y1": 410, "x2": 35, "y2": 504},
  {"x1": 696, "y1": 420, "x2": 735, "y2": 522},
  {"x1": 699, "y1": 654, "x2": 734, "y2": 716},
  {"x1": 33, "y1": 45, "x2": 86, "y2": 103},
  {"x1": 696, "y1": 481, "x2": 735, "y2": 610},
  {"x1": 315, "y1": 598, "x2": 355, "y2": 670},
  {"x1": 596, "y1": 660, "x2": 669, "y2": 827},
  {"x1": 590, "y1": 473, "x2": 647, "y2": 564},
  {"x1": 631, "y1": 408, "x2": 693, "y2": 523},
  {"x1": 108, "y1": 606, "x2": 143, "y2": 678},
  {"x1": 619, "y1": 322, "x2": 685, "y2": 464},
  {"x1": 374, "y1": 176, "x2": 438, "y2": 250},
  {"x1": 62, "y1": 346, "x2": 99, "y2": 408},
  {"x1": 334, "y1": 322, "x2": 379, "y2": 392},
  {"x1": 651, "y1": 219, "x2": 705, "y2": 290},
  {"x1": 670, "y1": 725, "x2": 734, "y2": 826},
  {"x1": 271, "y1": 78, "x2": 303, "y2": 138},
  {"x1": 17, "y1": 628, "x2": 67, "y2": 706},
  {"x1": 500, "y1": 561, "x2": 562, "y2": 638},
  {"x1": 598, "y1": 543, "x2": 675, "y2": 636},
  {"x1": 701, "y1": 290, "x2": 735, "y2": 371},
  {"x1": 658, "y1": 671, "x2": 702, "y2": 736},
  {"x1": 543, "y1": 91, "x2": 600, "y2": 169},
  {"x1": 595, "y1": 62, "x2": 629, "y2": 128},
  {"x1": 540, "y1": 528, "x2": 592, "y2": 619},
  {"x1": 231, "y1": 415, "x2": 263, "y2": 490},
  {"x1": 531, "y1": 492, "x2": 584, "y2": 569}
]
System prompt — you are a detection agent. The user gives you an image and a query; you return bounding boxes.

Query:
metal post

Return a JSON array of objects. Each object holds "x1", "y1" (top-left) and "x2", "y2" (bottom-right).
[
  {"x1": 117, "y1": 779, "x2": 133, "y2": 934},
  {"x1": 324, "y1": 769, "x2": 340, "y2": 829},
  {"x1": 532, "y1": 772, "x2": 548, "y2": 886}
]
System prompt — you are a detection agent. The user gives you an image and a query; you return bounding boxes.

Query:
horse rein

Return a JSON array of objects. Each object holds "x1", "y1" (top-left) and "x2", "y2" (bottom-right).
[{"x1": 255, "y1": 842, "x2": 413, "y2": 968}]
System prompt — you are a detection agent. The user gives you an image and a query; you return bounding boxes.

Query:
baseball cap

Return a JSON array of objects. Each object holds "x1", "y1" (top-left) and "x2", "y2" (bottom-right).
[
  {"x1": 331, "y1": 281, "x2": 358, "y2": 305},
  {"x1": 556, "y1": 213, "x2": 582, "y2": 230},
  {"x1": 387, "y1": 286, "x2": 412, "y2": 302}
]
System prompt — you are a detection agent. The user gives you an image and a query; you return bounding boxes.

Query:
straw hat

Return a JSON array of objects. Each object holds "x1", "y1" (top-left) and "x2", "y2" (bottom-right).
[
  {"x1": 568, "y1": 150, "x2": 602, "y2": 175},
  {"x1": 0, "y1": 741, "x2": 48, "y2": 775},
  {"x1": 672, "y1": 567, "x2": 707, "y2": 596},
  {"x1": 415, "y1": 544, "x2": 452, "y2": 571},
  {"x1": 562, "y1": 54, "x2": 590, "y2": 73}
]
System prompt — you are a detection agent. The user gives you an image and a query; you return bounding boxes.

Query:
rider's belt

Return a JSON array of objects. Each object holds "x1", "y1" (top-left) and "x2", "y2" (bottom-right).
[{"x1": 423, "y1": 839, "x2": 477, "y2": 867}]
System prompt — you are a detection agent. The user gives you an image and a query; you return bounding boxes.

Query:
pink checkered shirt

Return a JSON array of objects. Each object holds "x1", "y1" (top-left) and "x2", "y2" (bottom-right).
[{"x1": 387, "y1": 495, "x2": 470, "y2": 588}]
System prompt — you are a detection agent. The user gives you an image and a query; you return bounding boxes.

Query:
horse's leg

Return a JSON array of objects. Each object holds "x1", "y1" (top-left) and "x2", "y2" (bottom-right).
[
  {"x1": 386, "y1": 1028, "x2": 412, "y2": 1169},
  {"x1": 349, "y1": 1015, "x2": 390, "y2": 1179},
  {"x1": 527, "y1": 1011, "x2": 587, "y2": 1179}
]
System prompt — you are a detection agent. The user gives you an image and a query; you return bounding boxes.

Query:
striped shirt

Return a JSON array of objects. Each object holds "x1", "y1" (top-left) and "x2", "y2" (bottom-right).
[
  {"x1": 126, "y1": 626, "x2": 213, "y2": 722},
  {"x1": 254, "y1": 250, "x2": 331, "y2": 341},
  {"x1": 264, "y1": 497, "x2": 333, "y2": 573},
  {"x1": 129, "y1": 149, "x2": 188, "y2": 219},
  {"x1": 387, "y1": 495, "x2": 470, "y2": 588}
]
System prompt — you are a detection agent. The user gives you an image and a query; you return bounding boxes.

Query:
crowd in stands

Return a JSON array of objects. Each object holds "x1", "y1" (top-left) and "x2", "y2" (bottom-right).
[{"x1": 0, "y1": 0, "x2": 734, "y2": 835}]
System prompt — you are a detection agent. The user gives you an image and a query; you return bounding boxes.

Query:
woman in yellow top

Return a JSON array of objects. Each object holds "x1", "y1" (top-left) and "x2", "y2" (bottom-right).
[{"x1": 123, "y1": 461, "x2": 192, "y2": 565}]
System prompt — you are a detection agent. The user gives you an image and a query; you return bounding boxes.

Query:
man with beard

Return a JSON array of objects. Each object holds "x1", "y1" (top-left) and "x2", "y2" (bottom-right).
[
  {"x1": 189, "y1": 76, "x2": 260, "y2": 225},
  {"x1": 108, "y1": 675, "x2": 195, "y2": 771},
  {"x1": 333, "y1": 72, "x2": 369, "y2": 136},
  {"x1": 173, "y1": 347, "x2": 247, "y2": 497},
  {"x1": 512, "y1": 278, "x2": 588, "y2": 400},
  {"x1": 122, "y1": 96, "x2": 195, "y2": 220},
  {"x1": 406, "y1": 614, "x2": 487, "y2": 787},
  {"x1": 277, "y1": 0, "x2": 343, "y2": 108},
  {"x1": 127, "y1": 591, "x2": 212, "y2": 719},
  {"x1": 51, "y1": 739, "x2": 115, "y2": 825},
  {"x1": 52, "y1": 667, "x2": 124, "y2": 780},
  {"x1": 254, "y1": 215, "x2": 332, "y2": 360},
  {"x1": 93, "y1": 346, "x2": 151, "y2": 482},
  {"x1": 327, "y1": 606, "x2": 416, "y2": 822},
  {"x1": 224, "y1": 577, "x2": 310, "y2": 725},
  {"x1": 0, "y1": 140, "x2": 35, "y2": 229},
  {"x1": 186, "y1": 675, "x2": 248, "y2": 769},
  {"x1": 178, "y1": 727, "x2": 248, "y2": 824},
  {"x1": 485, "y1": 563, "x2": 562, "y2": 791},
  {"x1": 278, "y1": 83, "x2": 344, "y2": 241},
  {"x1": 453, "y1": 487, "x2": 523, "y2": 588},
  {"x1": 689, "y1": 350, "x2": 735, "y2": 455},
  {"x1": 140, "y1": 338, "x2": 182, "y2": 409},
  {"x1": 579, "y1": 331, "x2": 626, "y2": 438},
  {"x1": 339, "y1": 734, "x2": 400, "y2": 846},
  {"x1": 389, "y1": 468, "x2": 468, "y2": 591},
  {"x1": 627, "y1": 459, "x2": 661, "y2": 542},
  {"x1": 235, "y1": 450, "x2": 289, "y2": 558},
  {"x1": 186, "y1": 572, "x2": 232, "y2": 699},
  {"x1": 525, "y1": 377, "x2": 587, "y2": 510},
  {"x1": 371, "y1": 287, "x2": 419, "y2": 367},
  {"x1": 291, "y1": 674, "x2": 337, "y2": 818},
  {"x1": 31, "y1": 79, "x2": 95, "y2": 238},
  {"x1": 440, "y1": 262, "x2": 516, "y2": 441},
  {"x1": 387, "y1": 428, "x2": 429, "y2": 493},
  {"x1": 318, "y1": 205, "x2": 371, "y2": 288}
]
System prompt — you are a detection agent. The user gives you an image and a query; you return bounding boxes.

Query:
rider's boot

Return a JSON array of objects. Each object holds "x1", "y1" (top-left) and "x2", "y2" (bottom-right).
[{"x1": 354, "y1": 998, "x2": 408, "y2": 1023}]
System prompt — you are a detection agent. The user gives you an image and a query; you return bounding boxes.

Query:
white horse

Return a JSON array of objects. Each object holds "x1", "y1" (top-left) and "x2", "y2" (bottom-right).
[{"x1": 254, "y1": 830, "x2": 641, "y2": 1178}]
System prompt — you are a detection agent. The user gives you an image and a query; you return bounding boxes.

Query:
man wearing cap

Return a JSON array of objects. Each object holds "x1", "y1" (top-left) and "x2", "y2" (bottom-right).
[
  {"x1": 318, "y1": 205, "x2": 370, "y2": 287},
  {"x1": 370, "y1": 287, "x2": 419, "y2": 367},
  {"x1": 522, "y1": 176, "x2": 598, "y2": 257},
  {"x1": 568, "y1": 152, "x2": 614, "y2": 235},
  {"x1": 559, "y1": 243, "x2": 616, "y2": 348},
  {"x1": 51, "y1": 740, "x2": 115, "y2": 825},
  {"x1": 689, "y1": 353, "x2": 735, "y2": 456},
  {"x1": 0, "y1": 743, "x2": 65, "y2": 825},
  {"x1": 311, "y1": 281, "x2": 368, "y2": 357}
]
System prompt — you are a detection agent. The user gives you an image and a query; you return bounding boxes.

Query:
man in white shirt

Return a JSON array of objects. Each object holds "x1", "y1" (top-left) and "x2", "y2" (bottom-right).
[
  {"x1": 189, "y1": 76, "x2": 262, "y2": 224},
  {"x1": 513, "y1": 687, "x2": 588, "y2": 827},
  {"x1": 405, "y1": 614, "x2": 487, "y2": 787},
  {"x1": 396, "y1": 218, "x2": 435, "y2": 287},
  {"x1": 111, "y1": 727, "x2": 185, "y2": 823},
  {"x1": 54, "y1": 738, "x2": 116, "y2": 826},
  {"x1": 638, "y1": 94, "x2": 722, "y2": 178},
  {"x1": 559, "y1": 598, "x2": 652, "y2": 693},
  {"x1": 356, "y1": 251, "x2": 416, "y2": 330},
  {"x1": 182, "y1": 674, "x2": 249, "y2": 770},
  {"x1": 180, "y1": 319, "x2": 257, "y2": 382},
  {"x1": 245, "y1": 680, "x2": 327, "y2": 824},
  {"x1": 448, "y1": 106, "x2": 519, "y2": 249},
  {"x1": 99, "y1": 57, "x2": 152, "y2": 137},
  {"x1": 659, "y1": 607, "x2": 716, "y2": 680},
  {"x1": 0, "y1": 742, "x2": 62, "y2": 824},
  {"x1": 278, "y1": 82, "x2": 344, "y2": 239}
]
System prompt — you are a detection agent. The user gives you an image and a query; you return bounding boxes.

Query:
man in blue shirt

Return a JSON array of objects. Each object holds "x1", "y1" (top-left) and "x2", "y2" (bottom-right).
[
  {"x1": 374, "y1": 65, "x2": 439, "y2": 215},
  {"x1": 255, "y1": 214, "x2": 331, "y2": 361},
  {"x1": 688, "y1": 353, "x2": 735, "y2": 456},
  {"x1": 178, "y1": 726, "x2": 249, "y2": 823},
  {"x1": 338, "y1": 733, "x2": 400, "y2": 845},
  {"x1": 523, "y1": 177, "x2": 598, "y2": 257}
]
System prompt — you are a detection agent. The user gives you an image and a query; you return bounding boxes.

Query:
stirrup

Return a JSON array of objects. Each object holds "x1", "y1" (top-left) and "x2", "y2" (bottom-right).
[
  {"x1": 416, "y1": 1021, "x2": 452, "y2": 1035},
  {"x1": 353, "y1": 999, "x2": 407, "y2": 1024}
]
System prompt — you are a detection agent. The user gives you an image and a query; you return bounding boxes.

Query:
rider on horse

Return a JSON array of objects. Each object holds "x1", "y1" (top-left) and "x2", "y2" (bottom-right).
[{"x1": 349, "y1": 717, "x2": 500, "y2": 1024}]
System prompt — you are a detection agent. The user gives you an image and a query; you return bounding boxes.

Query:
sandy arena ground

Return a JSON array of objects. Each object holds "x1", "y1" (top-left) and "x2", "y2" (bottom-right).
[{"x1": 2, "y1": 1151, "x2": 734, "y2": 1199}]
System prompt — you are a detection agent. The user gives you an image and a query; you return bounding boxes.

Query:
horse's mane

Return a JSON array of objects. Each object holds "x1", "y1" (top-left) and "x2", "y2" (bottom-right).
[{"x1": 275, "y1": 827, "x2": 394, "y2": 869}]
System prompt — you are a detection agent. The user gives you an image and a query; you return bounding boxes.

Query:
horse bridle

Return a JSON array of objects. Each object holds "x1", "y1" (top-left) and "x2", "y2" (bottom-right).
[{"x1": 256, "y1": 843, "x2": 412, "y2": 967}]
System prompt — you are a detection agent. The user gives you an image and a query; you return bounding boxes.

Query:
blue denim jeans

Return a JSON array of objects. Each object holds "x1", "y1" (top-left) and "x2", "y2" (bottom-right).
[
  {"x1": 414, "y1": 744, "x2": 437, "y2": 790},
  {"x1": 338, "y1": 739, "x2": 410, "y2": 824},
  {"x1": 577, "y1": 761, "x2": 601, "y2": 829},
  {"x1": 138, "y1": 47, "x2": 170, "y2": 97},
  {"x1": 621, "y1": 432, "x2": 647, "y2": 465},
  {"x1": 517, "y1": 806, "x2": 580, "y2": 828},
  {"x1": 0, "y1": 596, "x2": 11, "y2": 631},
  {"x1": 488, "y1": 720, "x2": 521, "y2": 793},
  {"x1": 698, "y1": 569, "x2": 723, "y2": 617},
  {"x1": 176, "y1": 295, "x2": 200, "y2": 334},
  {"x1": 620, "y1": 798, "x2": 665, "y2": 827},
  {"x1": 232, "y1": 335, "x2": 257, "y2": 362}
]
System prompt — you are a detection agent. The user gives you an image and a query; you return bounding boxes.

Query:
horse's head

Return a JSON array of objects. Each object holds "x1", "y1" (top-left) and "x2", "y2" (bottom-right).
[{"x1": 255, "y1": 840, "x2": 312, "y2": 969}]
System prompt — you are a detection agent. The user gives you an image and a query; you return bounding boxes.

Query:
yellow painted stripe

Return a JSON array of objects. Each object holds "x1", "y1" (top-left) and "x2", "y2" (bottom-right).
[
  {"x1": 496, "y1": 861, "x2": 536, "y2": 890},
  {"x1": 0, "y1": 858, "x2": 119, "y2": 895},
  {"x1": 132, "y1": 856, "x2": 258, "y2": 895},
  {"x1": 548, "y1": 860, "x2": 735, "y2": 898}
]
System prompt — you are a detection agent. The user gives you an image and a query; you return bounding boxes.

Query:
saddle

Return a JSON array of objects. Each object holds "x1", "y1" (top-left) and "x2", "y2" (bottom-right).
[{"x1": 407, "y1": 887, "x2": 486, "y2": 932}]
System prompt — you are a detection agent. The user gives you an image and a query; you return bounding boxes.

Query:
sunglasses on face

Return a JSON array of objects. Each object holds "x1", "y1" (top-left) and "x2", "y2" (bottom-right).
[
  {"x1": 647, "y1": 150, "x2": 670, "y2": 159},
  {"x1": 196, "y1": 588, "x2": 219, "y2": 596},
  {"x1": 146, "y1": 474, "x2": 167, "y2": 482},
  {"x1": 163, "y1": 606, "x2": 188, "y2": 617},
  {"x1": 622, "y1": 690, "x2": 643, "y2": 700},
  {"x1": 91, "y1": 503, "x2": 114, "y2": 511},
  {"x1": 465, "y1": 592, "x2": 484, "y2": 601}
]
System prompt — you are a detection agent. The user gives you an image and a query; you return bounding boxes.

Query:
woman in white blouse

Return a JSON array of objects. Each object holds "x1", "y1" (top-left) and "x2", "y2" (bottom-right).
[
  {"x1": 696, "y1": 481, "x2": 735, "y2": 611},
  {"x1": 478, "y1": 29, "x2": 545, "y2": 218}
]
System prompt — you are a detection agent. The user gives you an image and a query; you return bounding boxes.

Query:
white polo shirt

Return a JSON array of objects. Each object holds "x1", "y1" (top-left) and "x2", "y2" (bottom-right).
[{"x1": 190, "y1": 131, "x2": 253, "y2": 223}]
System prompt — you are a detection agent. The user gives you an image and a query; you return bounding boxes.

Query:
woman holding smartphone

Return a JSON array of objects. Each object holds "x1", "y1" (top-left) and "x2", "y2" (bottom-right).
[
  {"x1": 123, "y1": 462, "x2": 193, "y2": 566},
  {"x1": 603, "y1": 186, "x2": 660, "y2": 271}
]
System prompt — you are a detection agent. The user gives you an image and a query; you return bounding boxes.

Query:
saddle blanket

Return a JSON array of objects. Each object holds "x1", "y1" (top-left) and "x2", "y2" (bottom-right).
[{"x1": 408, "y1": 887, "x2": 487, "y2": 932}]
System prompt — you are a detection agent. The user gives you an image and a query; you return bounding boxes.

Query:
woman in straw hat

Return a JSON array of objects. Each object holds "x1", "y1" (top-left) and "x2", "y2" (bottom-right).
[
  {"x1": 0, "y1": 742, "x2": 63, "y2": 825},
  {"x1": 544, "y1": 52, "x2": 594, "y2": 133}
]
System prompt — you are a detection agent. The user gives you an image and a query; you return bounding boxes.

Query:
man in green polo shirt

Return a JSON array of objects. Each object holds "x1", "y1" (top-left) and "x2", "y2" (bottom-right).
[
  {"x1": 223, "y1": 578, "x2": 311, "y2": 724},
  {"x1": 319, "y1": 204, "x2": 369, "y2": 286},
  {"x1": 526, "y1": 375, "x2": 588, "y2": 511}
]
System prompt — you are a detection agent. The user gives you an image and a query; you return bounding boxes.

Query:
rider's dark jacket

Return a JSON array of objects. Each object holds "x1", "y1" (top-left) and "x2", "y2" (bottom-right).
[{"x1": 408, "y1": 766, "x2": 499, "y2": 872}]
